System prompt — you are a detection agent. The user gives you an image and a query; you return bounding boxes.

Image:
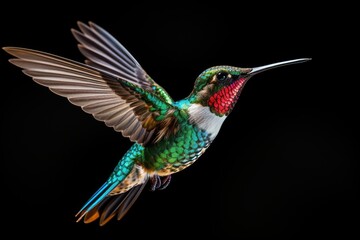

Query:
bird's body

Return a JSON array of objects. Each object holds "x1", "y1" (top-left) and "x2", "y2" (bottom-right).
[{"x1": 3, "y1": 21, "x2": 310, "y2": 226}]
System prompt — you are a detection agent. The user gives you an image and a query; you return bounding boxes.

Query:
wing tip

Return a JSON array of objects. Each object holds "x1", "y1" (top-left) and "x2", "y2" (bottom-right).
[
  {"x1": 7, "y1": 58, "x2": 22, "y2": 68},
  {"x1": 76, "y1": 20, "x2": 86, "y2": 27},
  {"x1": 70, "y1": 28, "x2": 80, "y2": 35},
  {"x1": 3, "y1": 46, "x2": 19, "y2": 55},
  {"x1": 3, "y1": 47, "x2": 42, "y2": 59},
  {"x1": 88, "y1": 21, "x2": 97, "y2": 29}
]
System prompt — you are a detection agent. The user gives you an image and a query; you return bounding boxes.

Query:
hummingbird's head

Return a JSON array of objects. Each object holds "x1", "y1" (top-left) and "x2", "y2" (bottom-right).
[
  {"x1": 190, "y1": 59, "x2": 311, "y2": 117},
  {"x1": 192, "y1": 66, "x2": 251, "y2": 116}
]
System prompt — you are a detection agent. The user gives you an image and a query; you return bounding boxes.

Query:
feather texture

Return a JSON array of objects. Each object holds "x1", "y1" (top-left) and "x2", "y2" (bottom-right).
[
  {"x1": 71, "y1": 21, "x2": 174, "y2": 105},
  {"x1": 82, "y1": 178, "x2": 148, "y2": 226},
  {"x1": 4, "y1": 47, "x2": 176, "y2": 145}
]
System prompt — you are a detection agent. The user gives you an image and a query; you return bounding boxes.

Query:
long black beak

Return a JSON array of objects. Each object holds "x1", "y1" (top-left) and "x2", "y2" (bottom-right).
[{"x1": 249, "y1": 58, "x2": 311, "y2": 76}]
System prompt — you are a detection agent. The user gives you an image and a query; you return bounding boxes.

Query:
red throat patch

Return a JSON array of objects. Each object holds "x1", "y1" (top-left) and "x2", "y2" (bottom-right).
[{"x1": 208, "y1": 78, "x2": 247, "y2": 115}]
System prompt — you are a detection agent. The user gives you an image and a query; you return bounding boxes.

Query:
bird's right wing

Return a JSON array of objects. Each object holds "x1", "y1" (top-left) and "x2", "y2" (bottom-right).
[{"x1": 4, "y1": 47, "x2": 180, "y2": 145}]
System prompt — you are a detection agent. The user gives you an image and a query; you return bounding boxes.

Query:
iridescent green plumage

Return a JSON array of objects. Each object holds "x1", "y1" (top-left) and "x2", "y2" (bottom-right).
[{"x1": 3, "y1": 21, "x2": 310, "y2": 226}]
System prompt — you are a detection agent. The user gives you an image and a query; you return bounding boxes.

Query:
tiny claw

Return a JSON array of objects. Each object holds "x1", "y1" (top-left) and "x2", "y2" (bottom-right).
[
  {"x1": 150, "y1": 175, "x2": 161, "y2": 191},
  {"x1": 149, "y1": 175, "x2": 172, "y2": 191},
  {"x1": 158, "y1": 175, "x2": 171, "y2": 190}
]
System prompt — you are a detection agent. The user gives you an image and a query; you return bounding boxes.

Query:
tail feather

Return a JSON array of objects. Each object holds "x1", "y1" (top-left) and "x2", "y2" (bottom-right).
[
  {"x1": 78, "y1": 178, "x2": 148, "y2": 226},
  {"x1": 76, "y1": 161, "x2": 149, "y2": 225},
  {"x1": 75, "y1": 181, "x2": 119, "y2": 222},
  {"x1": 99, "y1": 179, "x2": 148, "y2": 226}
]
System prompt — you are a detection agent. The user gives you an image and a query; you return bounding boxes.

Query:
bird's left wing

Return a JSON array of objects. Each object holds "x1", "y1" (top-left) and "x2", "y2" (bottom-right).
[
  {"x1": 4, "y1": 47, "x2": 179, "y2": 145},
  {"x1": 71, "y1": 21, "x2": 174, "y2": 105}
]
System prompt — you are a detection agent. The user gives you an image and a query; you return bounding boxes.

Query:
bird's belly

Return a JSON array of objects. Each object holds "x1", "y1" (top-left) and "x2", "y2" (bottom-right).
[
  {"x1": 143, "y1": 125, "x2": 212, "y2": 176},
  {"x1": 156, "y1": 146, "x2": 208, "y2": 176}
]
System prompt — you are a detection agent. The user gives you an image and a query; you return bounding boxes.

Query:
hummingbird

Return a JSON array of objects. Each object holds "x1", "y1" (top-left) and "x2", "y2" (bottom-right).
[{"x1": 3, "y1": 21, "x2": 310, "y2": 226}]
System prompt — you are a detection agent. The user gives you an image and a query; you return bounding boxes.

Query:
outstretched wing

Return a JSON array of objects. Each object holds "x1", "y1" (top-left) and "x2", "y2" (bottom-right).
[
  {"x1": 71, "y1": 21, "x2": 174, "y2": 105},
  {"x1": 4, "y1": 47, "x2": 179, "y2": 145}
]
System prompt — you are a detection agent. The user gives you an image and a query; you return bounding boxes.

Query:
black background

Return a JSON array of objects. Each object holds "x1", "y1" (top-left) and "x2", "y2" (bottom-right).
[{"x1": 1, "y1": 2, "x2": 358, "y2": 238}]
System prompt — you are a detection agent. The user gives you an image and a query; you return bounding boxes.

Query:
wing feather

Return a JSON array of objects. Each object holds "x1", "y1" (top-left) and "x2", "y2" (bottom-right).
[
  {"x1": 4, "y1": 47, "x2": 177, "y2": 145},
  {"x1": 72, "y1": 22, "x2": 150, "y2": 88},
  {"x1": 72, "y1": 21, "x2": 174, "y2": 104}
]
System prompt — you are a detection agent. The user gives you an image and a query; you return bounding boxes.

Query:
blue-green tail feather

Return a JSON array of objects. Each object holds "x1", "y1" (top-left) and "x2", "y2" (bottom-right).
[
  {"x1": 75, "y1": 182, "x2": 119, "y2": 222},
  {"x1": 76, "y1": 143, "x2": 145, "y2": 224},
  {"x1": 75, "y1": 181, "x2": 119, "y2": 221}
]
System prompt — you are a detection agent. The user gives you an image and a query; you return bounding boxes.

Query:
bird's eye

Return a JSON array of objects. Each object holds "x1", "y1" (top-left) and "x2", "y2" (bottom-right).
[{"x1": 216, "y1": 72, "x2": 228, "y2": 81}]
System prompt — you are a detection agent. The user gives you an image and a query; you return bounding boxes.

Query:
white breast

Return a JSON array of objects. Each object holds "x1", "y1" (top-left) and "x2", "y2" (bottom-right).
[{"x1": 188, "y1": 103, "x2": 226, "y2": 140}]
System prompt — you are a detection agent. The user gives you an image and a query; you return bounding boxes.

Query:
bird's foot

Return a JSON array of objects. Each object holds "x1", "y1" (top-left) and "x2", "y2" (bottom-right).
[{"x1": 150, "y1": 175, "x2": 171, "y2": 191}]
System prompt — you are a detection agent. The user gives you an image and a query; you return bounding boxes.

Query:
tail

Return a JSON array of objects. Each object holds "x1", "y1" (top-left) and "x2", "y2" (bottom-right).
[{"x1": 76, "y1": 163, "x2": 149, "y2": 226}]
